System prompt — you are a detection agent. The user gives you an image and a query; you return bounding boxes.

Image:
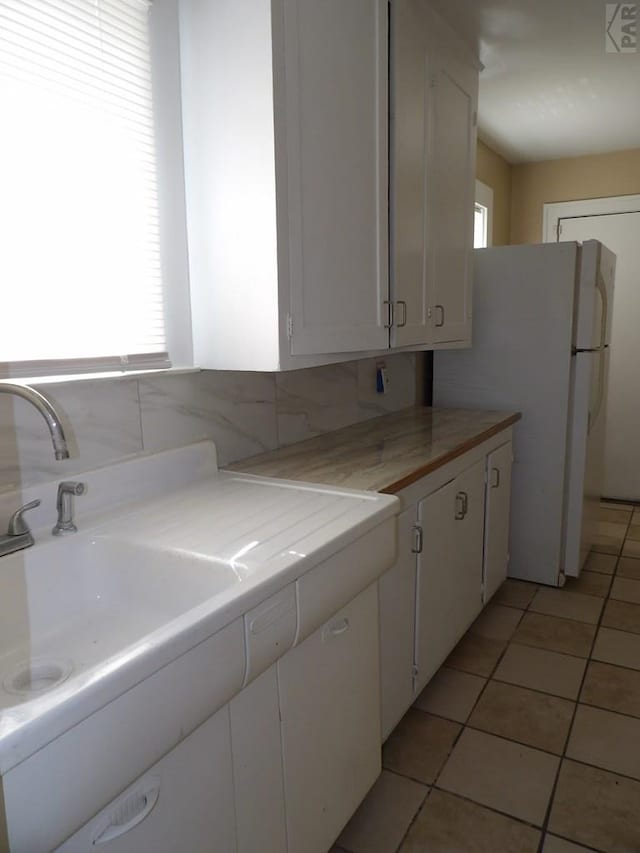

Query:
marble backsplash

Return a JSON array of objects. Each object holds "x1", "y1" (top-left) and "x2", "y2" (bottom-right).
[{"x1": 0, "y1": 353, "x2": 418, "y2": 494}]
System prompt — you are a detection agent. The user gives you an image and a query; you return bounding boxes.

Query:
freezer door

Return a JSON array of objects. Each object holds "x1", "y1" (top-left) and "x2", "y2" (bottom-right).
[{"x1": 563, "y1": 348, "x2": 609, "y2": 576}]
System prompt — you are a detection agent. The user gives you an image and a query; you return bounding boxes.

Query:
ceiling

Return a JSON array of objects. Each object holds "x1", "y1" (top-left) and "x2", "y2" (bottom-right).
[{"x1": 428, "y1": 0, "x2": 640, "y2": 163}]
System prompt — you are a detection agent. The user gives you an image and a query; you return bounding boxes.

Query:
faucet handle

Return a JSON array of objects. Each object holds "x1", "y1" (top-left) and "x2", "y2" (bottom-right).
[{"x1": 8, "y1": 499, "x2": 41, "y2": 536}]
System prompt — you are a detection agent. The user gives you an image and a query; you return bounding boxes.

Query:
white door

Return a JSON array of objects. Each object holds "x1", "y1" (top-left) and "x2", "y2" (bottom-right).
[
  {"x1": 558, "y1": 211, "x2": 640, "y2": 499},
  {"x1": 285, "y1": 0, "x2": 389, "y2": 355}
]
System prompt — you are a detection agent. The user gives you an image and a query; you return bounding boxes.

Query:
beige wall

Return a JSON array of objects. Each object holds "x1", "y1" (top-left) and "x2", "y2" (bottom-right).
[
  {"x1": 476, "y1": 140, "x2": 512, "y2": 246},
  {"x1": 511, "y1": 148, "x2": 640, "y2": 245}
]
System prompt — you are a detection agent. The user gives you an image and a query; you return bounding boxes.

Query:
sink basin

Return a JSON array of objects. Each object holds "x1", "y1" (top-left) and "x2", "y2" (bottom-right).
[{"x1": 0, "y1": 536, "x2": 239, "y2": 707}]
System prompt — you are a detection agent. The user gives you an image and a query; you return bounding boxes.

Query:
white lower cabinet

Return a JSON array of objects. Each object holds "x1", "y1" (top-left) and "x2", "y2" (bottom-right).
[
  {"x1": 415, "y1": 458, "x2": 485, "y2": 692},
  {"x1": 483, "y1": 441, "x2": 514, "y2": 602},
  {"x1": 278, "y1": 583, "x2": 381, "y2": 853},
  {"x1": 379, "y1": 431, "x2": 514, "y2": 734},
  {"x1": 56, "y1": 705, "x2": 236, "y2": 853},
  {"x1": 379, "y1": 506, "x2": 418, "y2": 741},
  {"x1": 230, "y1": 667, "x2": 287, "y2": 853}
]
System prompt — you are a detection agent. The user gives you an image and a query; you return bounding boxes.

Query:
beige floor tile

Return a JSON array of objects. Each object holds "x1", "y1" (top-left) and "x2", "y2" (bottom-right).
[
  {"x1": 583, "y1": 551, "x2": 617, "y2": 575},
  {"x1": 445, "y1": 633, "x2": 506, "y2": 678},
  {"x1": 382, "y1": 709, "x2": 460, "y2": 785},
  {"x1": 597, "y1": 520, "x2": 627, "y2": 540},
  {"x1": 413, "y1": 667, "x2": 486, "y2": 723},
  {"x1": 492, "y1": 579, "x2": 539, "y2": 609},
  {"x1": 563, "y1": 570, "x2": 612, "y2": 598},
  {"x1": 627, "y1": 523, "x2": 640, "y2": 541},
  {"x1": 567, "y1": 704, "x2": 640, "y2": 779},
  {"x1": 599, "y1": 506, "x2": 632, "y2": 524},
  {"x1": 581, "y1": 660, "x2": 640, "y2": 718},
  {"x1": 593, "y1": 626, "x2": 640, "y2": 671},
  {"x1": 542, "y1": 836, "x2": 592, "y2": 853},
  {"x1": 549, "y1": 760, "x2": 640, "y2": 851},
  {"x1": 400, "y1": 789, "x2": 540, "y2": 853},
  {"x1": 468, "y1": 681, "x2": 573, "y2": 754},
  {"x1": 601, "y1": 598, "x2": 640, "y2": 634},
  {"x1": 530, "y1": 588, "x2": 603, "y2": 625},
  {"x1": 623, "y1": 539, "x2": 640, "y2": 559},
  {"x1": 438, "y1": 728, "x2": 559, "y2": 825},
  {"x1": 611, "y1": 575, "x2": 640, "y2": 604},
  {"x1": 592, "y1": 534, "x2": 623, "y2": 555},
  {"x1": 337, "y1": 770, "x2": 427, "y2": 853},
  {"x1": 617, "y1": 556, "x2": 640, "y2": 579},
  {"x1": 512, "y1": 612, "x2": 595, "y2": 658},
  {"x1": 469, "y1": 603, "x2": 523, "y2": 641},
  {"x1": 494, "y1": 643, "x2": 586, "y2": 699}
]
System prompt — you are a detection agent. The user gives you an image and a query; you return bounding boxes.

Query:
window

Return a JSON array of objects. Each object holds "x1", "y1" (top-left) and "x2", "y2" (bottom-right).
[
  {"x1": 474, "y1": 179, "x2": 494, "y2": 249},
  {"x1": 0, "y1": 0, "x2": 172, "y2": 376}
]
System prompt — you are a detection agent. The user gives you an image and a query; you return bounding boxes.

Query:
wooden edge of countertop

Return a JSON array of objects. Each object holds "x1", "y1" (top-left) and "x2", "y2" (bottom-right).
[{"x1": 379, "y1": 412, "x2": 522, "y2": 495}]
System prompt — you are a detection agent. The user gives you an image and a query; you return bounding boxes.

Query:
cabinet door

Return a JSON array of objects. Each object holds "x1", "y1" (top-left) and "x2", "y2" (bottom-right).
[
  {"x1": 390, "y1": 0, "x2": 431, "y2": 347},
  {"x1": 230, "y1": 667, "x2": 287, "y2": 853},
  {"x1": 484, "y1": 442, "x2": 513, "y2": 602},
  {"x1": 379, "y1": 506, "x2": 418, "y2": 741},
  {"x1": 426, "y1": 41, "x2": 477, "y2": 345},
  {"x1": 415, "y1": 461, "x2": 485, "y2": 692},
  {"x1": 278, "y1": 584, "x2": 380, "y2": 853},
  {"x1": 284, "y1": 0, "x2": 389, "y2": 355},
  {"x1": 56, "y1": 707, "x2": 236, "y2": 853}
]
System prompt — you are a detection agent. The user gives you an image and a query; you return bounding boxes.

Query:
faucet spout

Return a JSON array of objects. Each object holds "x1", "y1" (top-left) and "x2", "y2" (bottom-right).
[{"x1": 0, "y1": 382, "x2": 70, "y2": 460}]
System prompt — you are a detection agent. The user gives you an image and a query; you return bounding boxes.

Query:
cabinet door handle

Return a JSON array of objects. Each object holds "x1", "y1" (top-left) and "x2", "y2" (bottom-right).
[
  {"x1": 434, "y1": 304, "x2": 445, "y2": 327},
  {"x1": 383, "y1": 300, "x2": 394, "y2": 329},
  {"x1": 323, "y1": 618, "x2": 350, "y2": 640},
  {"x1": 455, "y1": 491, "x2": 468, "y2": 520},
  {"x1": 396, "y1": 300, "x2": 407, "y2": 327},
  {"x1": 490, "y1": 467, "x2": 500, "y2": 489},
  {"x1": 93, "y1": 778, "x2": 161, "y2": 845}
]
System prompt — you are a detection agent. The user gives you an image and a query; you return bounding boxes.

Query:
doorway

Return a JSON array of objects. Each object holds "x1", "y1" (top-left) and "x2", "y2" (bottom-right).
[{"x1": 544, "y1": 195, "x2": 640, "y2": 501}]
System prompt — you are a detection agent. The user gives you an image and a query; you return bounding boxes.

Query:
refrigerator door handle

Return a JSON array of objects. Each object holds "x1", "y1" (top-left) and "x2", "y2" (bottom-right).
[
  {"x1": 596, "y1": 269, "x2": 609, "y2": 350},
  {"x1": 589, "y1": 347, "x2": 606, "y2": 434}
]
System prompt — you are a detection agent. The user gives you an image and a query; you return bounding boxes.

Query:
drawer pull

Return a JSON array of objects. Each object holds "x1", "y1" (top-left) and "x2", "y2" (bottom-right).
[
  {"x1": 455, "y1": 491, "x2": 468, "y2": 520},
  {"x1": 93, "y1": 778, "x2": 160, "y2": 845},
  {"x1": 323, "y1": 618, "x2": 350, "y2": 640}
]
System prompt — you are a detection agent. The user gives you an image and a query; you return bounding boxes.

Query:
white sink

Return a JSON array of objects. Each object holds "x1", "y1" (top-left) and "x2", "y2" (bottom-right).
[{"x1": 0, "y1": 536, "x2": 240, "y2": 708}]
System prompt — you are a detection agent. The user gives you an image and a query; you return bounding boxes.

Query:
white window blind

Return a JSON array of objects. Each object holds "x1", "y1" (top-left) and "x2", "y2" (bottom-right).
[{"x1": 0, "y1": 0, "x2": 170, "y2": 376}]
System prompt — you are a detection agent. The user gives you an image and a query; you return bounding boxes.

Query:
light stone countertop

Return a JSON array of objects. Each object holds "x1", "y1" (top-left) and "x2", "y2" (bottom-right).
[{"x1": 227, "y1": 407, "x2": 521, "y2": 494}]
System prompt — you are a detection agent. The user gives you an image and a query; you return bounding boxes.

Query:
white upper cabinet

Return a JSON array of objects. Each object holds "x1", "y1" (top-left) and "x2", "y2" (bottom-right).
[
  {"x1": 179, "y1": 0, "x2": 478, "y2": 371},
  {"x1": 285, "y1": 0, "x2": 389, "y2": 356},
  {"x1": 180, "y1": 0, "x2": 389, "y2": 370},
  {"x1": 391, "y1": 0, "x2": 478, "y2": 349}
]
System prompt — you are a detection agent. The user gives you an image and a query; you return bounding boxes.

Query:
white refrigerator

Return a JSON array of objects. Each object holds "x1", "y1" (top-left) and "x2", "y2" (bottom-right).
[{"x1": 434, "y1": 241, "x2": 615, "y2": 587}]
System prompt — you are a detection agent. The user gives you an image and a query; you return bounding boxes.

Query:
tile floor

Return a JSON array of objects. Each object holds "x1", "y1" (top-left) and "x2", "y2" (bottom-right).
[{"x1": 333, "y1": 501, "x2": 640, "y2": 853}]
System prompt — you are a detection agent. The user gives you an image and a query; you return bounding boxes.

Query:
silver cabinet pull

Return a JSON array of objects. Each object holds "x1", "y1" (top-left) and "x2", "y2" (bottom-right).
[
  {"x1": 383, "y1": 300, "x2": 394, "y2": 329},
  {"x1": 435, "y1": 304, "x2": 445, "y2": 327},
  {"x1": 396, "y1": 300, "x2": 407, "y2": 327},
  {"x1": 490, "y1": 467, "x2": 500, "y2": 489},
  {"x1": 455, "y1": 490, "x2": 468, "y2": 520}
]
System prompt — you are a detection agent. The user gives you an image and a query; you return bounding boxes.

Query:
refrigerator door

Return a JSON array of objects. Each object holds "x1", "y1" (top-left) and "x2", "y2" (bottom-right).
[
  {"x1": 434, "y1": 242, "x2": 578, "y2": 586},
  {"x1": 563, "y1": 346, "x2": 610, "y2": 576}
]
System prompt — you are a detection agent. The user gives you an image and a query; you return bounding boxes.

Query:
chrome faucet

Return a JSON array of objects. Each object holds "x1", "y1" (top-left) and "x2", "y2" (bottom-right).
[
  {"x1": 0, "y1": 499, "x2": 41, "y2": 557},
  {"x1": 0, "y1": 382, "x2": 70, "y2": 460},
  {"x1": 52, "y1": 481, "x2": 86, "y2": 536}
]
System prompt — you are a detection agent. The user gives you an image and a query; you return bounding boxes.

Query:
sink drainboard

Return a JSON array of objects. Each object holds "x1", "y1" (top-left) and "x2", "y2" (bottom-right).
[{"x1": 3, "y1": 658, "x2": 73, "y2": 696}]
